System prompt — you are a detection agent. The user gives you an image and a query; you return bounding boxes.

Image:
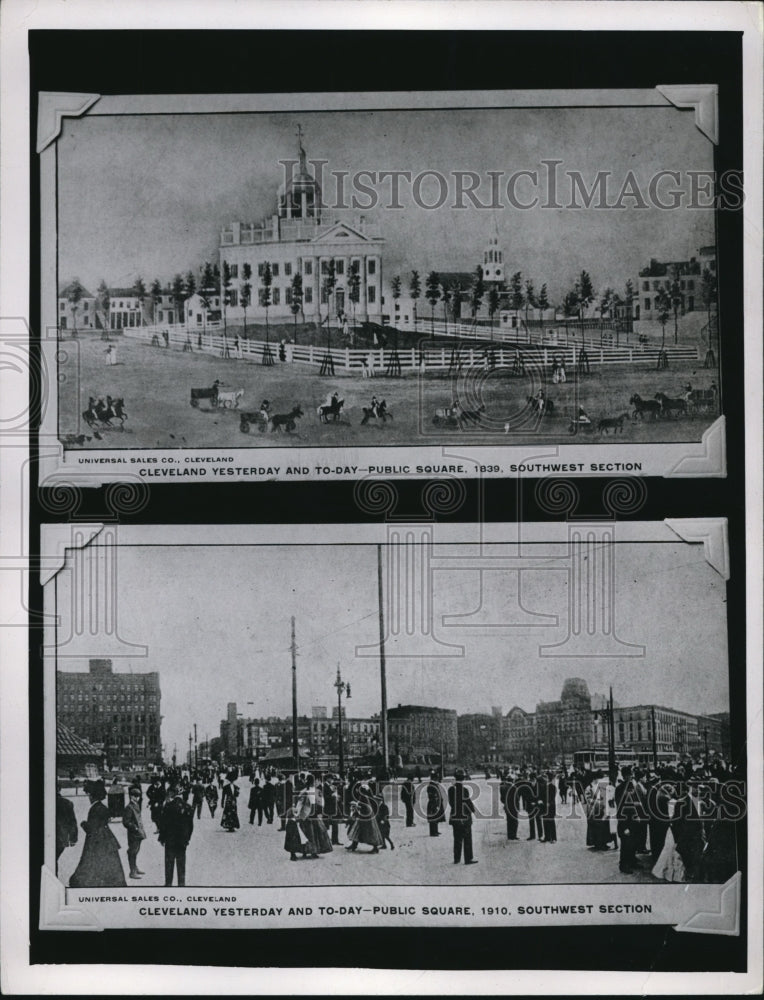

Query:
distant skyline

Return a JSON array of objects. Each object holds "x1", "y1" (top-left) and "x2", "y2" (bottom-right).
[
  {"x1": 55, "y1": 540, "x2": 729, "y2": 758},
  {"x1": 57, "y1": 104, "x2": 715, "y2": 304}
]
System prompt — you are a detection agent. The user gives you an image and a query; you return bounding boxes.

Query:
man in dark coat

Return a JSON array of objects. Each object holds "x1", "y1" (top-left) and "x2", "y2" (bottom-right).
[
  {"x1": 261, "y1": 777, "x2": 276, "y2": 824},
  {"x1": 521, "y1": 774, "x2": 543, "y2": 841},
  {"x1": 615, "y1": 765, "x2": 645, "y2": 874},
  {"x1": 447, "y1": 769, "x2": 478, "y2": 865},
  {"x1": 499, "y1": 773, "x2": 519, "y2": 840},
  {"x1": 401, "y1": 777, "x2": 416, "y2": 827},
  {"x1": 322, "y1": 777, "x2": 342, "y2": 845},
  {"x1": 248, "y1": 779, "x2": 264, "y2": 825},
  {"x1": 426, "y1": 775, "x2": 446, "y2": 836},
  {"x1": 541, "y1": 772, "x2": 557, "y2": 843},
  {"x1": 158, "y1": 786, "x2": 194, "y2": 887},
  {"x1": 191, "y1": 778, "x2": 205, "y2": 819},
  {"x1": 672, "y1": 783, "x2": 706, "y2": 882},
  {"x1": 56, "y1": 788, "x2": 78, "y2": 866}
]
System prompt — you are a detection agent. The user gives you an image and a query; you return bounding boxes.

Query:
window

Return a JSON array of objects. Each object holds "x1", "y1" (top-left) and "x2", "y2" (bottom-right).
[
  {"x1": 644, "y1": 298, "x2": 651, "y2": 310},
  {"x1": 60, "y1": 301, "x2": 65, "y2": 311},
  {"x1": 285, "y1": 287, "x2": 292, "y2": 305},
  {"x1": 368, "y1": 259, "x2": 376, "y2": 275},
  {"x1": 321, "y1": 260, "x2": 330, "y2": 275},
  {"x1": 642, "y1": 281, "x2": 649, "y2": 291},
  {"x1": 304, "y1": 260, "x2": 313, "y2": 276},
  {"x1": 321, "y1": 286, "x2": 329, "y2": 304},
  {"x1": 653, "y1": 281, "x2": 660, "y2": 291},
  {"x1": 304, "y1": 287, "x2": 313, "y2": 304},
  {"x1": 83, "y1": 301, "x2": 89, "y2": 310},
  {"x1": 228, "y1": 290, "x2": 238, "y2": 307},
  {"x1": 335, "y1": 259, "x2": 344, "y2": 275},
  {"x1": 272, "y1": 263, "x2": 279, "y2": 277},
  {"x1": 284, "y1": 262, "x2": 292, "y2": 276},
  {"x1": 258, "y1": 289, "x2": 268, "y2": 306},
  {"x1": 273, "y1": 288, "x2": 280, "y2": 305},
  {"x1": 230, "y1": 264, "x2": 238, "y2": 278},
  {"x1": 258, "y1": 263, "x2": 265, "y2": 277},
  {"x1": 368, "y1": 286, "x2": 376, "y2": 303}
]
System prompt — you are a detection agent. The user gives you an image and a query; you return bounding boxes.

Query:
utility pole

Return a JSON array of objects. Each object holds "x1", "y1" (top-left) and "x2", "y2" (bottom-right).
[
  {"x1": 194, "y1": 723, "x2": 198, "y2": 770},
  {"x1": 377, "y1": 544, "x2": 389, "y2": 781},
  {"x1": 608, "y1": 686, "x2": 617, "y2": 785},
  {"x1": 291, "y1": 616, "x2": 299, "y2": 772},
  {"x1": 188, "y1": 732, "x2": 193, "y2": 769},
  {"x1": 651, "y1": 705, "x2": 658, "y2": 769},
  {"x1": 334, "y1": 662, "x2": 351, "y2": 777}
]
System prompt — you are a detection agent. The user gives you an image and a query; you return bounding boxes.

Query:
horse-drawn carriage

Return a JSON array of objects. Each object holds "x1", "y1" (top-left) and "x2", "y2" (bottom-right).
[
  {"x1": 432, "y1": 403, "x2": 485, "y2": 430},
  {"x1": 189, "y1": 380, "x2": 243, "y2": 409}
]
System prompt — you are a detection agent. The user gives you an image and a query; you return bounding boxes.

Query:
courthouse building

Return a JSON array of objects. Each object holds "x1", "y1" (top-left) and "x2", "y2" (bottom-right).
[
  {"x1": 57, "y1": 658, "x2": 162, "y2": 769},
  {"x1": 219, "y1": 136, "x2": 385, "y2": 326}
]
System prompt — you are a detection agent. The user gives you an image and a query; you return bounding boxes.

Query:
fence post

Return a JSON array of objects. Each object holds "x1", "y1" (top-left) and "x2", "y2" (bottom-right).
[
  {"x1": 543, "y1": 348, "x2": 548, "y2": 366},
  {"x1": 309, "y1": 345, "x2": 314, "y2": 365},
  {"x1": 345, "y1": 347, "x2": 350, "y2": 370},
  {"x1": 441, "y1": 348, "x2": 445, "y2": 367},
  {"x1": 600, "y1": 348, "x2": 604, "y2": 364}
]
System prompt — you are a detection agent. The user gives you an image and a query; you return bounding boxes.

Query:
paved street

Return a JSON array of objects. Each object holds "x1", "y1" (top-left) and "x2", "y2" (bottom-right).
[{"x1": 57, "y1": 778, "x2": 659, "y2": 888}]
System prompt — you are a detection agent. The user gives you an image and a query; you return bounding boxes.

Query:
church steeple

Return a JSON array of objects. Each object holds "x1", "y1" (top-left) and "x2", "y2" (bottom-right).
[{"x1": 278, "y1": 124, "x2": 321, "y2": 222}]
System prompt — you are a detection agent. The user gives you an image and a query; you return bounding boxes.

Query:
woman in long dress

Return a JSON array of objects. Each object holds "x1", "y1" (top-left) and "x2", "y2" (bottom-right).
[
  {"x1": 346, "y1": 782, "x2": 383, "y2": 853},
  {"x1": 69, "y1": 780, "x2": 126, "y2": 888},
  {"x1": 294, "y1": 775, "x2": 333, "y2": 859},
  {"x1": 651, "y1": 789, "x2": 686, "y2": 882},
  {"x1": 220, "y1": 779, "x2": 240, "y2": 832}
]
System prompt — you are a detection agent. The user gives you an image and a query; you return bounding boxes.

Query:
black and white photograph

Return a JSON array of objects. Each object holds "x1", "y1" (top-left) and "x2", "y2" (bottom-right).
[
  {"x1": 40, "y1": 86, "x2": 728, "y2": 482},
  {"x1": 43, "y1": 522, "x2": 742, "y2": 927}
]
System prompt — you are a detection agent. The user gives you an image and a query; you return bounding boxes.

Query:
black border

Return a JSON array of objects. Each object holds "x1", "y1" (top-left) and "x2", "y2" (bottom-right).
[{"x1": 29, "y1": 29, "x2": 746, "y2": 974}]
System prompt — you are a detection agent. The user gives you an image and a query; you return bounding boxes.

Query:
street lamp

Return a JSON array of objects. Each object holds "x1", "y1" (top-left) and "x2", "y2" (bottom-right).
[{"x1": 333, "y1": 663, "x2": 351, "y2": 777}]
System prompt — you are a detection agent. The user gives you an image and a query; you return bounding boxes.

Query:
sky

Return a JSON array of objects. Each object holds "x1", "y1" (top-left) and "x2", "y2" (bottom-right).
[
  {"x1": 55, "y1": 539, "x2": 729, "y2": 759},
  {"x1": 57, "y1": 104, "x2": 715, "y2": 303}
]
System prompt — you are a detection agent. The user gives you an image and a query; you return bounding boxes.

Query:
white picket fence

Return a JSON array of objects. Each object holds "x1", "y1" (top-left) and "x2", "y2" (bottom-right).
[{"x1": 124, "y1": 323, "x2": 700, "y2": 372}]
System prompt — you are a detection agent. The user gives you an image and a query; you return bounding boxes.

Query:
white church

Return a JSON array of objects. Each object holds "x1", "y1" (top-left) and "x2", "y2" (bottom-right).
[{"x1": 218, "y1": 133, "x2": 385, "y2": 327}]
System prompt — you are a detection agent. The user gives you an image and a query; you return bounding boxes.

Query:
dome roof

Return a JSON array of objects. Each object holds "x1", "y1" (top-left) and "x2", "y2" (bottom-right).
[{"x1": 561, "y1": 677, "x2": 591, "y2": 702}]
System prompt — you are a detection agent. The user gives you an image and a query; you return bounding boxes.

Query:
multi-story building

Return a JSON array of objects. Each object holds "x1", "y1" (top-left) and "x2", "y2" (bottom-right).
[
  {"x1": 591, "y1": 703, "x2": 699, "y2": 759},
  {"x1": 535, "y1": 678, "x2": 595, "y2": 760},
  {"x1": 457, "y1": 708, "x2": 504, "y2": 763},
  {"x1": 57, "y1": 658, "x2": 162, "y2": 769},
  {"x1": 503, "y1": 705, "x2": 536, "y2": 760},
  {"x1": 634, "y1": 250, "x2": 715, "y2": 321},
  {"x1": 219, "y1": 137, "x2": 385, "y2": 326},
  {"x1": 58, "y1": 283, "x2": 97, "y2": 332},
  {"x1": 106, "y1": 288, "x2": 147, "y2": 330},
  {"x1": 386, "y1": 704, "x2": 458, "y2": 762}
]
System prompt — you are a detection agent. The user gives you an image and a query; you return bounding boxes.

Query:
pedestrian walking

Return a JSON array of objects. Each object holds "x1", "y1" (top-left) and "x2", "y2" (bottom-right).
[
  {"x1": 426, "y1": 775, "x2": 446, "y2": 837},
  {"x1": 345, "y1": 783, "x2": 383, "y2": 853},
  {"x1": 541, "y1": 772, "x2": 557, "y2": 844},
  {"x1": 447, "y1": 770, "x2": 478, "y2": 865},
  {"x1": 401, "y1": 777, "x2": 416, "y2": 827},
  {"x1": 69, "y1": 780, "x2": 127, "y2": 888},
  {"x1": 248, "y1": 779, "x2": 264, "y2": 826},
  {"x1": 220, "y1": 778, "x2": 240, "y2": 832},
  {"x1": 262, "y1": 776, "x2": 276, "y2": 824},
  {"x1": 122, "y1": 786, "x2": 147, "y2": 878},
  {"x1": 295, "y1": 775, "x2": 333, "y2": 859},
  {"x1": 105, "y1": 345, "x2": 117, "y2": 366},
  {"x1": 500, "y1": 772, "x2": 519, "y2": 840},
  {"x1": 204, "y1": 781, "x2": 218, "y2": 818},
  {"x1": 376, "y1": 795, "x2": 395, "y2": 851},
  {"x1": 158, "y1": 786, "x2": 194, "y2": 887},
  {"x1": 56, "y1": 788, "x2": 78, "y2": 868},
  {"x1": 191, "y1": 778, "x2": 205, "y2": 820}
]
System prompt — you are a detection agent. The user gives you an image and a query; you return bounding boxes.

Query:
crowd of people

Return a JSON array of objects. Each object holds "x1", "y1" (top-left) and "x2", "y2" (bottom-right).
[{"x1": 56, "y1": 754, "x2": 741, "y2": 889}]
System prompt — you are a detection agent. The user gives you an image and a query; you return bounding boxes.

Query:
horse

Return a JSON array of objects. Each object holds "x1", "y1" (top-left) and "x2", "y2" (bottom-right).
[
  {"x1": 82, "y1": 396, "x2": 127, "y2": 429},
  {"x1": 270, "y1": 405, "x2": 303, "y2": 433},
  {"x1": 317, "y1": 397, "x2": 344, "y2": 424},
  {"x1": 629, "y1": 393, "x2": 661, "y2": 420},
  {"x1": 654, "y1": 392, "x2": 687, "y2": 419},
  {"x1": 527, "y1": 396, "x2": 555, "y2": 416},
  {"x1": 360, "y1": 399, "x2": 393, "y2": 425},
  {"x1": 597, "y1": 412, "x2": 629, "y2": 435},
  {"x1": 216, "y1": 387, "x2": 244, "y2": 409}
]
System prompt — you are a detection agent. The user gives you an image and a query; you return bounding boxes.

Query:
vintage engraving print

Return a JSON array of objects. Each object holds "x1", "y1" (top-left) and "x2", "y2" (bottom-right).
[
  {"x1": 39, "y1": 88, "x2": 728, "y2": 486},
  {"x1": 41, "y1": 521, "x2": 743, "y2": 933}
]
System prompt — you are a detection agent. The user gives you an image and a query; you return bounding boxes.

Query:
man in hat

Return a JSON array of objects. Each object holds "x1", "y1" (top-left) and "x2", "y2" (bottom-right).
[
  {"x1": 122, "y1": 785, "x2": 147, "y2": 878},
  {"x1": 400, "y1": 777, "x2": 416, "y2": 828},
  {"x1": 615, "y1": 765, "x2": 644, "y2": 874},
  {"x1": 447, "y1": 769, "x2": 478, "y2": 865},
  {"x1": 158, "y1": 785, "x2": 194, "y2": 887}
]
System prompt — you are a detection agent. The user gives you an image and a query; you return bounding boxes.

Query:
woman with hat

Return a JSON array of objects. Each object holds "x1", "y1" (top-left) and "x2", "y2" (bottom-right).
[
  {"x1": 69, "y1": 779, "x2": 126, "y2": 887},
  {"x1": 345, "y1": 782, "x2": 383, "y2": 853}
]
